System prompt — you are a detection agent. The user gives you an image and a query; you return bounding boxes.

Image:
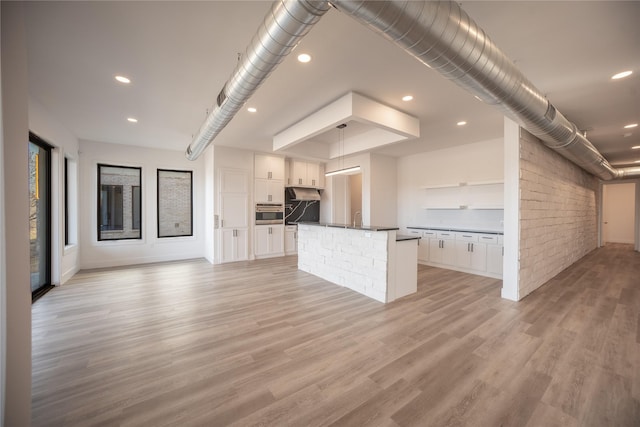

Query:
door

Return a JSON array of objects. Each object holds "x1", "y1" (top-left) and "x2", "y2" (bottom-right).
[
  {"x1": 602, "y1": 182, "x2": 635, "y2": 244},
  {"x1": 29, "y1": 133, "x2": 53, "y2": 300}
]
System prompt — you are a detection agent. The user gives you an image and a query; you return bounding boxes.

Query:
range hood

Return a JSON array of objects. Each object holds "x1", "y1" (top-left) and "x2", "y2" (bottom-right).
[{"x1": 288, "y1": 187, "x2": 321, "y2": 201}]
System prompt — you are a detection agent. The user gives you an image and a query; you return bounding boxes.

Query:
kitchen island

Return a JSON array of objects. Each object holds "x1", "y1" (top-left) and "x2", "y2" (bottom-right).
[{"x1": 297, "y1": 222, "x2": 418, "y2": 303}]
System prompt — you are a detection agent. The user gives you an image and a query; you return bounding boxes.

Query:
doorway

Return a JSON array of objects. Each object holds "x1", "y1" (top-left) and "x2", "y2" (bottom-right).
[
  {"x1": 349, "y1": 173, "x2": 362, "y2": 226},
  {"x1": 602, "y1": 182, "x2": 636, "y2": 245},
  {"x1": 29, "y1": 133, "x2": 53, "y2": 301}
]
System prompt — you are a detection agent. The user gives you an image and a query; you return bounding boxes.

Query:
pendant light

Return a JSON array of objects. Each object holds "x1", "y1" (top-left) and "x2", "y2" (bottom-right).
[{"x1": 325, "y1": 123, "x2": 361, "y2": 176}]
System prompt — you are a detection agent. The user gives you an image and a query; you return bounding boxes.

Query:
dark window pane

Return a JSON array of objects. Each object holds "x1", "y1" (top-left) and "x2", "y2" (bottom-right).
[{"x1": 98, "y1": 164, "x2": 141, "y2": 240}]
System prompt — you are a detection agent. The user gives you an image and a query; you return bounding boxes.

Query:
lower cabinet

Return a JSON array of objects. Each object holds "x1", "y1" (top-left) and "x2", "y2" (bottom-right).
[
  {"x1": 455, "y1": 240, "x2": 487, "y2": 271},
  {"x1": 410, "y1": 228, "x2": 503, "y2": 279},
  {"x1": 486, "y1": 239, "x2": 504, "y2": 275},
  {"x1": 284, "y1": 225, "x2": 297, "y2": 255},
  {"x1": 429, "y1": 234, "x2": 455, "y2": 266},
  {"x1": 408, "y1": 229, "x2": 428, "y2": 261},
  {"x1": 255, "y1": 225, "x2": 284, "y2": 258},
  {"x1": 220, "y1": 228, "x2": 248, "y2": 263}
]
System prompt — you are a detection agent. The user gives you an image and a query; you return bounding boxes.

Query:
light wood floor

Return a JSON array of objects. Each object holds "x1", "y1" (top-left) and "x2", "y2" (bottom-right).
[{"x1": 32, "y1": 244, "x2": 640, "y2": 426}]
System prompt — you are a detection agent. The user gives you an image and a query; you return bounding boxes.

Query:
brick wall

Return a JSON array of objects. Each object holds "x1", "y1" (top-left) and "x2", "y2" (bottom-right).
[
  {"x1": 298, "y1": 224, "x2": 389, "y2": 303},
  {"x1": 158, "y1": 171, "x2": 192, "y2": 237},
  {"x1": 518, "y1": 130, "x2": 599, "y2": 298}
]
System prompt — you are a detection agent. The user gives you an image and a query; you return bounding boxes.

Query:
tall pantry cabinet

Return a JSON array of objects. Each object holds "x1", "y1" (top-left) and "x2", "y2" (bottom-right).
[{"x1": 218, "y1": 168, "x2": 250, "y2": 263}]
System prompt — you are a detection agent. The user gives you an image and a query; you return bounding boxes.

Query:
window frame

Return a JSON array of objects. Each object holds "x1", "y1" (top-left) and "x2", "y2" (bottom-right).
[
  {"x1": 97, "y1": 163, "x2": 142, "y2": 241},
  {"x1": 157, "y1": 168, "x2": 193, "y2": 238}
]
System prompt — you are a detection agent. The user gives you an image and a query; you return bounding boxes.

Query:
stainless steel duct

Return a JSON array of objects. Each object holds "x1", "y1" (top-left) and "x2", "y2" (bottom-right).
[
  {"x1": 185, "y1": 0, "x2": 330, "y2": 160},
  {"x1": 327, "y1": 0, "x2": 636, "y2": 180},
  {"x1": 187, "y1": 0, "x2": 636, "y2": 180}
]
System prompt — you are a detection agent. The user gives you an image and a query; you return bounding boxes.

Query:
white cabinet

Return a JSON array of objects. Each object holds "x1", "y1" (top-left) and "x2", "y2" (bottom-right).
[
  {"x1": 289, "y1": 159, "x2": 322, "y2": 188},
  {"x1": 255, "y1": 154, "x2": 285, "y2": 180},
  {"x1": 285, "y1": 225, "x2": 297, "y2": 255},
  {"x1": 220, "y1": 168, "x2": 249, "y2": 193},
  {"x1": 429, "y1": 231, "x2": 455, "y2": 266},
  {"x1": 218, "y1": 168, "x2": 250, "y2": 263},
  {"x1": 220, "y1": 228, "x2": 248, "y2": 263},
  {"x1": 408, "y1": 229, "x2": 428, "y2": 262},
  {"x1": 487, "y1": 236, "x2": 504, "y2": 276},
  {"x1": 416, "y1": 228, "x2": 503, "y2": 278},
  {"x1": 255, "y1": 179, "x2": 284, "y2": 203},
  {"x1": 455, "y1": 239, "x2": 487, "y2": 271},
  {"x1": 255, "y1": 225, "x2": 284, "y2": 258},
  {"x1": 220, "y1": 193, "x2": 248, "y2": 229}
]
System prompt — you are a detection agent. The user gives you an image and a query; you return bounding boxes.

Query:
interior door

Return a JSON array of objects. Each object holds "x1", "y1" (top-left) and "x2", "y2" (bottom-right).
[{"x1": 602, "y1": 182, "x2": 635, "y2": 244}]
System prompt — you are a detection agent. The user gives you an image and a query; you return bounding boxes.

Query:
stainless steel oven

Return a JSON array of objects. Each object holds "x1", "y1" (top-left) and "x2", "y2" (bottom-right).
[{"x1": 255, "y1": 203, "x2": 284, "y2": 225}]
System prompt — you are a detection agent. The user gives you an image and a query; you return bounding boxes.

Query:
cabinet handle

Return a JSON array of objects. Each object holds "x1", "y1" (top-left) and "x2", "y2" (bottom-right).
[
  {"x1": 312, "y1": 179, "x2": 316, "y2": 186},
  {"x1": 467, "y1": 243, "x2": 470, "y2": 251},
  {"x1": 502, "y1": 247, "x2": 504, "y2": 256},
  {"x1": 233, "y1": 229, "x2": 237, "y2": 237},
  {"x1": 299, "y1": 178, "x2": 302, "y2": 185},
  {"x1": 221, "y1": 219, "x2": 224, "y2": 228},
  {"x1": 268, "y1": 194, "x2": 272, "y2": 201},
  {"x1": 471, "y1": 243, "x2": 474, "y2": 252},
  {"x1": 268, "y1": 171, "x2": 272, "y2": 179},
  {"x1": 294, "y1": 232, "x2": 297, "y2": 239}
]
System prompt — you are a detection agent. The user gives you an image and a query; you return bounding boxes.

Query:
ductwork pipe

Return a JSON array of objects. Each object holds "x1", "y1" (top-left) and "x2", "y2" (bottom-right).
[
  {"x1": 185, "y1": 0, "x2": 330, "y2": 160},
  {"x1": 328, "y1": 0, "x2": 634, "y2": 180}
]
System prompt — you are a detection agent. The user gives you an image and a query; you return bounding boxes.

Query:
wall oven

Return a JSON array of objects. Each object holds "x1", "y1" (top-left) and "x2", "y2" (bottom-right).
[{"x1": 255, "y1": 203, "x2": 284, "y2": 225}]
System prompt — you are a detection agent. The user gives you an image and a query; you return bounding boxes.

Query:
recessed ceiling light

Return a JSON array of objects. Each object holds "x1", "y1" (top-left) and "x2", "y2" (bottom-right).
[
  {"x1": 611, "y1": 70, "x2": 633, "y2": 80},
  {"x1": 457, "y1": 121, "x2": 467, "y2": 126},
  {"x1": 297, "y1": 53, "x2": 311, "y2": 63},
  {"x1": 127, "y1": 117, "x2": 138, "y2": 123},
  {"x1": 115, "y1": 75, "x2": 131, "y2": 84},
  {"x1": 402, "y1": 95, "x2": 413, "y2": 102},
  {"x1": 247, "y1": 107, "x2": 257, "y2": 113},
  {"x1": 632, "y1": 145, "x2": 640, "y2": 149},
  {"x1": 623, "y1": 123, "x2": 638, "y2": 129},
  {"x1": 635, "y1": 160, "x2": 640, "y2": 164}
]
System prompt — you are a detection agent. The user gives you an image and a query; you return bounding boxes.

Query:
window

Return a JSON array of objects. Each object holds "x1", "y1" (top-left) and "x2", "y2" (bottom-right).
[
  {"x1": 157, "y1": 169, "x2": 193, "y2": 238},
  {"x1": 64, "y1": 157, "x2": 69, "y2": 246},
  {"x1": 97, "y1": 164, "x2": 141, "y2": 241}
]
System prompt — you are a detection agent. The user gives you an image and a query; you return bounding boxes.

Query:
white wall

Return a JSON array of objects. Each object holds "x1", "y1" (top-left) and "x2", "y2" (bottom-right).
[
  {"x1": 370, "y1": 153, "x2": 397, "y2": 227},
  {"x1": 78, "y1": 140, "x2": 205, "y2": 268},
  {"x1": 29, "y1": 98, "x2": 81, "y2": 283},
  {"x1": 1, "y1": 2, "x2": 32, "y2": 424},
  {"x1": 396, "y1": 138, "x2": 504, "y2": 231},
  {"x1": 204, "y1": 147, "x2": 215, "y2": 263},
  {"x1": 602, "y1": 182, "x2": 636, "y2": 244}
]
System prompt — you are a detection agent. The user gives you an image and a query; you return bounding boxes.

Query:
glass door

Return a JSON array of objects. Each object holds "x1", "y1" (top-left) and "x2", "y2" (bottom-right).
[{"x1": 29, "y1": 133, "x2": 53, "y2": 300}]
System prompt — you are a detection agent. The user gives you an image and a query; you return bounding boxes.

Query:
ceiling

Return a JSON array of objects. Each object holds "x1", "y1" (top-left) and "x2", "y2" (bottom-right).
[{"x1": 24, "y1": 1, "x2": 640, "y2": 167}]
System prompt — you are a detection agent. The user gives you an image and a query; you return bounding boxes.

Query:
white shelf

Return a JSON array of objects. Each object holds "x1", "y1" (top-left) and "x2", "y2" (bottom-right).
[
  {"x1": 467, "y1": 204, "x2": 504, "y2": 210},
  {"x1": 421, "y1": 183, "x2": 460, "y2": 189},
  {"x1": 466, "y1": 180, "x2": 504, "y2": 186},
  {"x1": 423, "y1": 205, "x2": 469, "y2": 210},
  {"x1": 421, "y1": 180, "x2": 503, "y2": 189}
]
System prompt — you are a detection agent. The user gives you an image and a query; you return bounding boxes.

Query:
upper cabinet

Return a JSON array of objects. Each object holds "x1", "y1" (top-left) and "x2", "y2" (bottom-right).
[
  {"x1": 255, "y1": 154, "x2": 285, "y2": 181},
  {"x1": 288, "y1": 159, "x2": 324, "y2": 188}
]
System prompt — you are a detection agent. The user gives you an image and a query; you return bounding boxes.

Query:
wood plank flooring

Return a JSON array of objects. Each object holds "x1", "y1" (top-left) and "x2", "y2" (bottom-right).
[{"x1": 31, "y1": 244, "x2": 640, "y2": 426}]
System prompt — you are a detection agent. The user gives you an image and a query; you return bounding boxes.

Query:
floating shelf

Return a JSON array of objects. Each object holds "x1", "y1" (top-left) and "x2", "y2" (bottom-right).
[{"x1": 421, "y1": 180, "x2": 503, "y2": 189}]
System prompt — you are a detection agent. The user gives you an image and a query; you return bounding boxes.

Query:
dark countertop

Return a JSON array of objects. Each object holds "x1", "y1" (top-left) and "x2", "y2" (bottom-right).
[
  {"x1": 396, "y1": 234, "x2": 420, "y2": 242},
  {"x1": 297, "y1": 222, "x2": 399, "y2": 232},
  {"x1": 408, "y1": 226, "x2": 503, "y2": 235}
]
